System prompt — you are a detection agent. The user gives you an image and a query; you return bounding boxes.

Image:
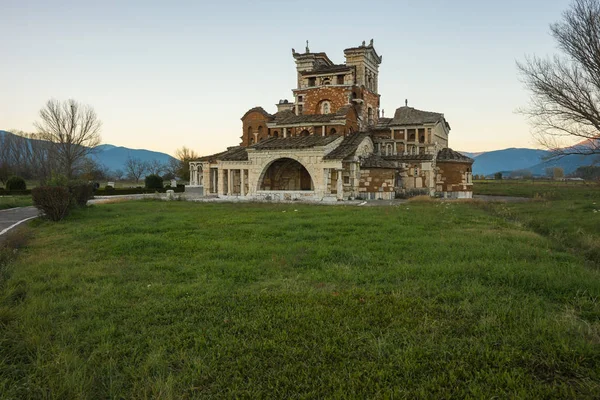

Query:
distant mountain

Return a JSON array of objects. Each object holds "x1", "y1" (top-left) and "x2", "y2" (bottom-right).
[
  {"x1": 461, "y1": 148, "x2": 550, "y2": 176},
  {"x1": 1, "y1": 130, "x2": 176, "y2": 172},
  {"x1": 91, "y1": 146, "x2": 176, "y2": 172}
]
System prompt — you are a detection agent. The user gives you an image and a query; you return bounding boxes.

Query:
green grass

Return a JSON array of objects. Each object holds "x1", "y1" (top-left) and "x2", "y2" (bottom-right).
[
  {"x1": 0, "y1": 195, "x2": 32, "y2": 210},
  {"x1": 1, "y1": 201, "x2": 599, "y2": 398},
  {"x1": 474, "y1": 179, "x2": 600, "y2": 200}
]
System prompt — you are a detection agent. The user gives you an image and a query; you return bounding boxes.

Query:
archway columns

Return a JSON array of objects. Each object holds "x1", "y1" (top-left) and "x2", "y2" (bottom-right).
[{"x1": 336, "y1": 169, "x2": 344, "y2": 200}]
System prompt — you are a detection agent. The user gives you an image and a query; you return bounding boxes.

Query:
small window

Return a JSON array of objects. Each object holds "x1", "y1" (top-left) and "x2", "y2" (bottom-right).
[
  {"x1": 249, "y1": 137, "x2": 255, "y2": 144},
  {"x1": 321, "y1": 101, "x2": 331, "y2": 114},
  {"x1": 300, "y1": 129, "x2": 310, "y2": 137},
  {"x1": 322, "y1": 78, "x2": 331, "y2": 86},
  {"x1": 329, "y1": 128, "x2": 337, "y2": 135},
  {"x1": 337, "y1": 75, "x2": 344, "y2": 85},
  {"x1": 308, "y1": 77, "x2": 316, "y2": 87},
  {"x1": 414, "y1": 167, "x2": 418, "y2": 176},
  {"x1": 343, "y1": 176, "x2": 350, "y2": 184},
  {"x1": 298, "y1": 95, "x2": 303, "y2": 102},
  {"x1": 297, "y1": 104, "x2": 303, "y2": 115},
  {"x1": 258, "y1": 126, "x2": 263, "y2": 134},
  {"x1": 273, "y1": 131, "x2": 279, "y2": 138}
]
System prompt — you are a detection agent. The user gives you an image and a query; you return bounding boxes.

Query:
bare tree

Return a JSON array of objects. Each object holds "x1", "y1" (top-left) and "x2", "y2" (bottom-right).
[
  {"x1": 174, "y1": 146, "x2": 199, "y2": 181},
  {"x1": 147, "y1": 159, "x2": 166, "y2": 176},
  {"x1": 113, "y1": 169, "x2": 125, "y2": 180},
  {"x1": 518, "y1": 0, "x2": 600, "y2": 158},
  {"x1": 124, "y1": 156, "x2": 148, "y2": 183},
  {"x1": 34, "y1": 99, "x2": 102, "y2": 179}
]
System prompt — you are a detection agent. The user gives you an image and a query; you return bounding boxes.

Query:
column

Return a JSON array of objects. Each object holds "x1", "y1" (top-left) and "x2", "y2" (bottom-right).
[
  {"x1": 322, "y1": 125, "x2": 326, "y2": 136},
  {"x1": 227, "y1": 169, "x2": 233, "y2": 195},
  {"x1": 191, "y1": 164, "x2": 197, "y2": 185},
  {"x1": 241, "y1": 169, "x2": 246, "y2": 196},
  {"x1": 336, "y1": 169, "x2": 343, "y2": 200},
  {"x1": 217, "y1": 169, "x2": 224, "y2": 196},
  {"x1": 283, "y1": 128, "x2": 287, "y2": 138}
]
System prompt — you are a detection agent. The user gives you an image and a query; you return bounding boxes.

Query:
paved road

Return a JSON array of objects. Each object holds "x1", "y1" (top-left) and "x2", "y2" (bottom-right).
[{"x1": 0, "y1": 206, "x2": 38, "y2": 240}]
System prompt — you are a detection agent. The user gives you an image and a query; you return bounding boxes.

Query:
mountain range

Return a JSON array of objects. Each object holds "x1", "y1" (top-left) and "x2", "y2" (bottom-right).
[
  {"x1": 2, "y1": 129, "x2": 598, "y2": 176},
  {"x1": 0, "y1": 130, "x2": 177, "y2": 172},
  {"x1": 461, "y1": 139, "x2": 599, "y2": 176}
]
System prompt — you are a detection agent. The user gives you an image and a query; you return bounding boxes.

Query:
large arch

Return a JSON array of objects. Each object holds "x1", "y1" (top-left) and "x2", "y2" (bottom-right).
[{"x1": 258, "y1": 158, "x2": 314, "y2": 191}]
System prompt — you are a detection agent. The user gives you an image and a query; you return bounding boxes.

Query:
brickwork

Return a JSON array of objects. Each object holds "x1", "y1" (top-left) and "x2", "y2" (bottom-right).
[
  {"x1": 242, "y1": 111, "x2": 271, "y2": 146},
  {"x1": 435, "y1": 162, "x2": 473, "y2": 194},
  {"x1": 299, "y1": 86, "x2": 349, "y2": 115},
  {"x1": 358, "y1": 168, "x2": 395, "y2": 197}
]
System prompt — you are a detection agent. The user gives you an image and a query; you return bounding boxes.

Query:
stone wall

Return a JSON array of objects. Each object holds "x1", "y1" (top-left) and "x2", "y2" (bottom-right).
[
  {"x1": 436, "y1": 162, "x2": 473, "y2": 196},
  {"x1": 358, "y1": 168, "x2": 395, "y2": 200}
]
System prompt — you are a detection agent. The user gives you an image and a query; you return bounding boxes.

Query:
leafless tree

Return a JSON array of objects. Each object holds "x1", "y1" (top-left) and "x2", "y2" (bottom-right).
[
  {"x1": 124, "y1": 156, "x2": 148, "y2": 183},
  {"x1": 518, "y1": 0, "x2": 600, "y2": 158},
  {"x1": 147, "y1": 159, "x2": 166, "y2": 176},
  {"x1": 34, "y1": 99, "x2": 102, "y2": 179},
  {"x1": 174, "y1": 146, "x2": 199, "y2": 181}
]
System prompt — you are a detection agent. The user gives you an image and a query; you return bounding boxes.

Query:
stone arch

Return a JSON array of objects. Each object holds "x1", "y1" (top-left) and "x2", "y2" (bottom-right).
[
  {"x1": 258, "y1": 157, "x2": 315, "y2": 191},
  {"x1": 300, "y1": 129, "x2": 310, "y2": 137}
]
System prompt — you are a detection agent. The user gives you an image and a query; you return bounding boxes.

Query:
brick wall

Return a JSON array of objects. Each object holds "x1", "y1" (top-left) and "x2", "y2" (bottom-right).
[
  {"x1": 300, "y1": 86, "x2": 349, "y2": 115},
  {"x1": 436, "y1": 162, "x2": 473, "y2": 192},
  {"x1": 241, "y1": 111, "x2": 271, "y2": 146},
  {"x1": 358, "y1": 168, "x2": 395, "y2": 193}
]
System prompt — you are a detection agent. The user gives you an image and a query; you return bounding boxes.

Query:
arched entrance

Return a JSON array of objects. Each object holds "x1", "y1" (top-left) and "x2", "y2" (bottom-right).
[{"x1": 259, "y1": 158, "x2": 314, "y2": 191}]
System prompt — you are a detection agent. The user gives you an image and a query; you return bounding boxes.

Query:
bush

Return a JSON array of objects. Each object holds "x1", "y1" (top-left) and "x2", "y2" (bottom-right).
[
  {"x1": 68, "y1": 183, "x2": 94, "y2": 207},
  {"x1": 145, "y1": 174, "x2": 163, "y2": 189},
  {"x1": 6, "y1": 176, "x2": 26, "y2": 191},
  {"x1": 32, "y1": 186, "x2": 72, "y2": 221}
]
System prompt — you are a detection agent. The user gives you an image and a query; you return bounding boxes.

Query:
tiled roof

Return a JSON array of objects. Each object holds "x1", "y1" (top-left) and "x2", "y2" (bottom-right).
[
  {"x1": 272, "y1": 105, "x2": 352, "y2": 125},
  {"x1": 436, "y1": 148, "x2": 474, "y2": 163},
  {"x1": 300, "y1": 64, "x2": 352, "y2": 75},
  {"x1": 241, "y1": 106, "x2": 273, "y2": 121},
  {"x1": 360, "y1": 154, "x2": 396, "y2": 169},
  {"x1": 197, "y1": 146, "x2": 248, "y2": 162},
  {"x1": 375, "y1": 118, "x2": 392, "y2": 129},
  {"x1": 391, "y1": 107, "x2": 445, "y2": 126},
  {"x1": 250, "y1": 135, "x2": 340, "y2": 150},
  {"x1": 382, "y1": 154, "x2": 434, "y2": 161},
  {"x1": 324, "y1": 132, "x2": 369, "y2": 160}
]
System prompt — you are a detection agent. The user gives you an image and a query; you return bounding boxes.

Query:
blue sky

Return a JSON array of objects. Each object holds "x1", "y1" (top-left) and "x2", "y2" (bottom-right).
[{"x1": 1, "y1": 0, "x2": 571, "y2": 156}]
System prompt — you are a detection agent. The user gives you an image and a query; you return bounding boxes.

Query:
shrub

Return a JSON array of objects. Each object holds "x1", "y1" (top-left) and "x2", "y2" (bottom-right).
[
  {"x1": 6, "y1": 176, "x2": 26, "y2": 191},
  {"x1": 145, "y1": 174, "x2": 163, "y2": 189},
  {"x1": 32, "y1": 186, "x2": 71, "y2": 221},
  {"x1": 68, "y1": 183, "x2": 94, "y2": 207}
]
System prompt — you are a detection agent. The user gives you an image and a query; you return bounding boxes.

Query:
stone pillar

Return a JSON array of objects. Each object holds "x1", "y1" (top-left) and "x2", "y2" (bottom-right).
[
  {"x1": 202, "y1": 166, "x2": 210, "y2": 193},
  {"x1": 283, "y1": 128, "x2": 287, "y2": 138},
  {"x1": 336, "y1": 169, "x2": 343, "y2": 200},
  {"x1": 322, "y1": 125, "x2": 325, "y2": 136},
  {"x1": 227, "y1": 169, "x2": 233, "y2": 195},
  {"x1": 217, "y1": 168, "x2": 224, "y2": 196},
  {"x1": 241, "y1": 169, "x2": 246, "y2": 196}
]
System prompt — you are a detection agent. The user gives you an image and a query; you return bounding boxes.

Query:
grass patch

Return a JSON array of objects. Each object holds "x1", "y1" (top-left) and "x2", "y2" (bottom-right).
[
  {"x1": 0, "y1": 195, "x2": 32, "y2": 210},
  {"x1": 474, "y1": 179, "x2": 600, "y2": 200},
  {"x1": 0, "y1": 201, "x2": 599, "y2": 398}
]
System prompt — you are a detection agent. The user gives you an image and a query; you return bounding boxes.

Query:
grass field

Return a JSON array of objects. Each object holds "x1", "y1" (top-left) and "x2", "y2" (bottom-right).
[
  {"x1": 474, "y1": 179, "x2": 600, "y2": 200},
  {"x1": 1, "y1": 199, "x2": 599, "y2": 398},
  {"x1": 0, "y1": 195, "x2": 32, "y2": 210}
]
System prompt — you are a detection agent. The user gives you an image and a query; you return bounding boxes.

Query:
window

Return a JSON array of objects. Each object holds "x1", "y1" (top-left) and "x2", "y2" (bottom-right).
[
  {"x1": 367, "y1": 107, "x2": 374, "y2": 125},
  {"x1": 308, "y1": 77, "x2": 316, "y2": 87},
  {"x1": 297, "y1": 104, "x2": 303, "y2": 115},
  {"x1": 273, "y1": 131, "x2": 279, "y2": 138},
  {"x1": 258, "y1": 126, "x2": 263, "y2": 134},
  {"x1": 298, "y1": 95, "x2": 303, "y2": 102},
  {"x1": 337, "y1": 75, "x2": 344, "y2": 85},
  {"x1": 414, "y1": 167, "x2": 419, "y2": 176},
  {"x1": 300, "y1": 129, "x2": 310, "y2": 137},
  {"x1": 343, "y1": 176, "x2": 350, "y2": 184},
  {"x1": 418, "y1": 128, "x2": 425, "y2": 143},
  {"x1": 329, "y1": 128, "x2": 337, "y2": 135},
  {"x1": 250, "y1": 137, "x2": 255, "y2": 144},
  {"x1": 321, "y1": 101, "x2": 331, "y2": 114},
  {"x1": 247, "y1": 126, "x2": 252, "y2": 137},
  {"x1": 322, "y1": 78, "x2": 331, "y2": 86},
  {"x1": 408, "y1": 129, "x2": 416, "y2": 141}
]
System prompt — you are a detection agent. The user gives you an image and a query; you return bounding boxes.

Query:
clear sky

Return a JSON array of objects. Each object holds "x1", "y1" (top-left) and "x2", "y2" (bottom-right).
[{"x1": 1, "y1": 0, "x2": 572, "y2": 156}]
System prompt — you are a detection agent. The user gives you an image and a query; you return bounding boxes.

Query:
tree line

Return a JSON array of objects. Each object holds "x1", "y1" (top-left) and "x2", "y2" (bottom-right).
[{"x1": 1, "y1": 99, "x2": 199, "y2": 186}]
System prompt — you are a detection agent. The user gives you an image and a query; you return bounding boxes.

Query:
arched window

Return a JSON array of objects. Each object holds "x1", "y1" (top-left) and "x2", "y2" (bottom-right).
[
  {"x1": 367, "y1": 107, "x2": 374, "y2": 125},
  {"x1": 321, "y1": 101, "x2": 331, "y2": 114},
  {"x1": 247, "y1": 126, "x2": 252, "y2": 137},
  {"x1": 322, "y1": 78, "x2": 331, "y2": 86},
  {"x1": 258, "y1": 126, "x2": 263, "y2": 134},
  {"x1": 329, "y1": 128, "x2": 337, "y2": 135},
  {"x1": 250, "y1": 137, "x2": 255, "y2": 145},
  {"x1": 273, "y1": 131, "x2": 279, "y2": 138},
  {"x1": 300, "y1": 129, "x2": 310, "y2": 137}
]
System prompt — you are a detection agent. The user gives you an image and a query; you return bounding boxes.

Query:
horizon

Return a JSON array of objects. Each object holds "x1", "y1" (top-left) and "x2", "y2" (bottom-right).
[{"x1": 1, "y1": 0, "x2": 573, "y2": 157}]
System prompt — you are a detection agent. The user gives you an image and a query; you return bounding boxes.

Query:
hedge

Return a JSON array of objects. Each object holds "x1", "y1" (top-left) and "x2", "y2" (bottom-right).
[
  {"x1": 0, "y1": 189, "x2": 32, "y2": 196},
  {"x1": 94, "y1": 185, "x2": 185, "y2": 196}
]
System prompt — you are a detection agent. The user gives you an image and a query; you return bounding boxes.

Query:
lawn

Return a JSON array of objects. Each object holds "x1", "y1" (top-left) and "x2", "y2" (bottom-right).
[
  {"x1": 1, "y1": 201, "x2": 599, "y2": 398},
  {"x1": 474, "y1": 179, "x2": 600, "y2": 200},
  {"x1": 0, "y1": 195, "x2": 32, "y2": 210}
]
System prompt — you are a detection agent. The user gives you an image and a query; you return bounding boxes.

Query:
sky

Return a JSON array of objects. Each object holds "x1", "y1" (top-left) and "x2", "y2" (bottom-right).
[{"x1": 1, "y1": 0, "x2": 573, "y2": 156}]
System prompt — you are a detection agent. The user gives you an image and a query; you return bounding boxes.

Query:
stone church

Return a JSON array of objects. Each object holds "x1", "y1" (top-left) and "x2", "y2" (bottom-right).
[{"x1": 187, "y1": 40, "x2": 473, "y2": 201}]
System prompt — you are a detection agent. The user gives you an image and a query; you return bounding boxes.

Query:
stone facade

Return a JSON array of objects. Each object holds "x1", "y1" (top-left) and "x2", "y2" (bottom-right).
[{"x1": 187, "y1": 40, "x2": 474, "y2": 201}]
